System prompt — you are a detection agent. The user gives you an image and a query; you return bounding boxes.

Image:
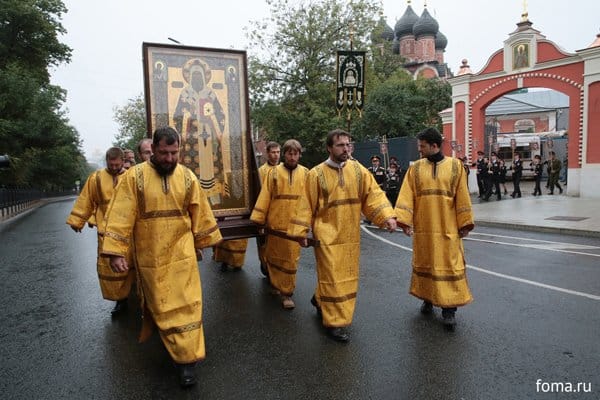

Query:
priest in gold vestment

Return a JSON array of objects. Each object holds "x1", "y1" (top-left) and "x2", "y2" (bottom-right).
[
  {"x1": 255, "y1": 141, "x2": 281, "y2": 276},
  {"x1": 66, "y1": 147, "x2": 133, "y2": 316},
  {"x1": 394, "y1": 128, "x2": 474, "y2": 329},
  {"x1": 288, "y1": 129, "x2": 397, "y2": 342},
  {"x1": 251, "y1": 139, "x2": 307, "y2": 309},
  {"x1": 213, "y1": 239, "x2": 248, "y2": 270},
  {"x1": 101, "y1": 128, "x2": 222, "y2": 387},
  {"x1": 212, "y1": 143, "x2": 281, "y2": 272}
]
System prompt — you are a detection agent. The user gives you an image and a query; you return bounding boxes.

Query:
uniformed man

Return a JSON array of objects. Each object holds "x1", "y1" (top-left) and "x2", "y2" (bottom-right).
[
  {"x1": 483, "y1": 152, "x2": 502, "y2": 201},
  {"x1": 510, "y1": 152, "x2": 523, "y2": 198},
  {"x1": 474, "y1": 151, "x2": 486, "y2": 197},
  {"x1": 547, "y1": 151, "x2": 563, "y2": 195},
  {"x1": 385, "y1": 162, "x2": 402, "y2": 206},
  {"x1": 367, "y1": 155, "x2": 386, "y2": 189}
]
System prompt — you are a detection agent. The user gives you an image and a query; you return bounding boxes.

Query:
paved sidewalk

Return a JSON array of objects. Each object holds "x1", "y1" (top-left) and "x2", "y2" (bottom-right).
[{"x1": 471, "y1": 181, "x2": 599, "y2": 237}]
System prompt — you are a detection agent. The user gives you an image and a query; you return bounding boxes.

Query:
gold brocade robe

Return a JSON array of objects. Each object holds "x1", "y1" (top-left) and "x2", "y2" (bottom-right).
[
  {"x1": 287, "y1": 160, "x2": 394, "y2": 327},
  {"x1": 258, "y1": 162, "x2": 279, "y2": 184},
  {"x1": 213, "y1": 239, "x2": 248, "y2": 268},
  {"x1": 394, "y1": 157, "x2": 474, "y2": 308},
  {"x1": 66, "y1": 168, "x2": 134, "y2": 301},
  {"x1": 101, "y1": 163, "x2": 222, "y2": 363},
  {"x1": 256, "y1": 162, "x2": 279, "y2": 266},
  {"x1": 250, "y1": 163, "x2": 308, "y2": 295}
]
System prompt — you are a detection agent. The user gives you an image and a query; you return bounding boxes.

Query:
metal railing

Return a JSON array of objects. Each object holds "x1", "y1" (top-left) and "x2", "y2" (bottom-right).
[{"x1": 0, "y1": 187, "x2": 75, "y2": 220}]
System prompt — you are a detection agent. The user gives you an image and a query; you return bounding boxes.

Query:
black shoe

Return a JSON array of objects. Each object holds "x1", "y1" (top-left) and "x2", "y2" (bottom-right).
[
  {"x1": 517, "y1": 194, "x2": 521, "y2": 198},
  {"x1": 111, "y1": 299, "x2": 128, "y2": 317},
  {"x1": 176, "y1": 362, "x2": 197, "y2": 388},
  {"x1": 326, "y1": 327, "x2": 349, "y2": 342},
  {"x1": 559, "y1": 188, "x2": 563, "y2": 194},
  {"x1": 510, "y1": 193, "x2": 515, "y2": 198},
  {"x1": 310, "y1": 295, "x2": 322, "y2": 317},
  {"x1": 548, "y1": 192, "x2": 553, "y2": 195},
  {"x1": 420, "y1": 301, "x2": 433, "y2": 315},
  {"x1": 442, "y1": 309, "x2": 456, "y2": 329}
]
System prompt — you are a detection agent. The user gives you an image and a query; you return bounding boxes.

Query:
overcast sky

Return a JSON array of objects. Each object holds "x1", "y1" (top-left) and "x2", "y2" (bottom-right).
[{"x1": 50, "y1": 0, "x2": 599, "y2": 163}]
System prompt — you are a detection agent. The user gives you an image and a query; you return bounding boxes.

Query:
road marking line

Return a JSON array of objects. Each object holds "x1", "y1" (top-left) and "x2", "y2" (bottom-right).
[
  {"x1": 465, "y1": 237, "x2": 600, "y2": 257},
  {"x1": 361, "y1": 225, "x2": 600, "y2": 301},
  {"x1": 469, "y1": 232, "x2": 600, "y2": 250}
]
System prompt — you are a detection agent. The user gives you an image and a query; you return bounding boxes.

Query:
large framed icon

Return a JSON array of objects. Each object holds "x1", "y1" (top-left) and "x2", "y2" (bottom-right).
[{"x1": 142, "y1": 43, "x2": 260, "y2": 229}]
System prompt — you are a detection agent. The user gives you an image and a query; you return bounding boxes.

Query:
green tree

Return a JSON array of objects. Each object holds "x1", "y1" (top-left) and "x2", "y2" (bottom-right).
[
  {"x1": 246, "y1": 0, "x2": 380, "y2": 166},
  {"x1": 0, "y1": 0, "x2": 87, "y2": 190},
  {"x1": 352, "y1": 73, "x2": 452, "y2": 140},
  {"x1": 112, "y1": 94, "x2": 147, "y2": 155},
  {"x1": 0, "y1": 0, "x2": 71, "y2": 83}
]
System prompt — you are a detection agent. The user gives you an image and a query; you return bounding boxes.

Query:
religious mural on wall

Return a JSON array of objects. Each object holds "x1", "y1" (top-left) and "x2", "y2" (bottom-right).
[{"x1": 143, "y1": 43, "x2": 252, "y2": 217}]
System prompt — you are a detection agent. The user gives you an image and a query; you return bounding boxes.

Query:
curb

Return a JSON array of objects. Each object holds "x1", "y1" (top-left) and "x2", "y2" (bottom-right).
[{"x1": 474, "y1": 220, "x2": 600, "y2": 238}]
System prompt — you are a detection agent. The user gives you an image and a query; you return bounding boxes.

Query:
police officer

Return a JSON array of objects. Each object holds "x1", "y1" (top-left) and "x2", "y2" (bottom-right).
[
  {"x1": 367, "y1": 155, "x2": 386, "y2": 189},
  {"x1": 385, "y1": 162, "x2": 402, "y2": 206},
  {"x1": 483, "y1": 152, "x2": 502, "y2": 201},
  {"x1": 473, "y1": 151, "x2": 486, "y2": 197},
  {"x1": 510, "y1": 152, "x2": 523, "y2": 198}
]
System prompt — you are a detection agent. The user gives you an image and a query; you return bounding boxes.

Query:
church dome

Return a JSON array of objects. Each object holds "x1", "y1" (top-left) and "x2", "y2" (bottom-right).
[
  {"x1": 374, "y1": 16, "x2": 395, "y2": 41},
  {"x1": 435, "y1": 30, "x2": 447, "y2": 49},
  {"x1": 413, "y1": 8, "x2": 439, "y2": 38},
  {"x1": 394, "y1": 5, "x2": 419, "y2": 38}
]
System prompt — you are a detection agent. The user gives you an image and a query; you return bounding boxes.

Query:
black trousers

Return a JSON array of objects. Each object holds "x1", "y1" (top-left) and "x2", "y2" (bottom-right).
[
  {"x1": 485, "y1": 178, "x2": 500, "y2": 200},
  {"x1": 512, "y1": 173, "x2": 521, "y2": 196},
  {"x1": 476, "y1": 174, "x2": 485, "y2": 196},
  {"x1": 533, "y1": 176, "x2": 542, "y2": 195}
]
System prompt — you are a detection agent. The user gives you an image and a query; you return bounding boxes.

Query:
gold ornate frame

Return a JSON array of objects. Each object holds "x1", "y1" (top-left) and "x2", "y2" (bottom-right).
[{"x1": 142, "y1": 43, "x2": 258, "y2": 219}]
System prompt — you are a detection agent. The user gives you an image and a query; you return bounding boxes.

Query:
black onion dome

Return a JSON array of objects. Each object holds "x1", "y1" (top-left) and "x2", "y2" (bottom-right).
[
  {"x1": 413, "y1": 8, "x2": 439, "y2": 37},
  {"x1": 373, "y1": 16, "x2": 395, "y2": 42},
  {"x1": 435, "y1": 30, "x2": 447, "y2": 49},
  {"x1": 394, "y1": 5, "x2": 418, "y2": 38},
  {"x1": 382, "y1": 21, "x2": 395, "y2": 41}
]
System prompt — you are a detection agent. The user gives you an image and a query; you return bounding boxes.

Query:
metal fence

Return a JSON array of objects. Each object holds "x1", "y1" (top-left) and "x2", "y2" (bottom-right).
[{"x1": 0, "y1": 187, "x2": 74, "y2": 220}]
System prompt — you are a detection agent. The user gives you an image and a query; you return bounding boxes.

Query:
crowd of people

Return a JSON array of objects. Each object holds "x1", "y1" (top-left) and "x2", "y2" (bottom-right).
[
  {"x1": 366, "y1": 154, "x2": 406, "y2": 207},
  {"x1": 66, "y1": 127, "x2": 474, "y2": 388},
  {"x1": 471, "y1": 150, "x2": 565, "y2": 201}
]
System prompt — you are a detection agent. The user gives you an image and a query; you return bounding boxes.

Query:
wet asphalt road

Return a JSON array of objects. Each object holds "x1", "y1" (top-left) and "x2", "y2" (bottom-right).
[{"x1": 0, "y1": 199, "x2": 598, "y2": 399}]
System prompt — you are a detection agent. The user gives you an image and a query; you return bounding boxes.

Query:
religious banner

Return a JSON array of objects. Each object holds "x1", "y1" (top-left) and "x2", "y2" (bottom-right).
[
  {"x1": 336, "y1": 50, "x2": 366, "y2": 116},
  {"x1": 142, "y1": 43, "x2": 257, "y2": 219}
]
